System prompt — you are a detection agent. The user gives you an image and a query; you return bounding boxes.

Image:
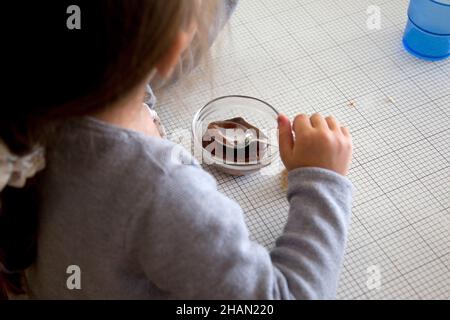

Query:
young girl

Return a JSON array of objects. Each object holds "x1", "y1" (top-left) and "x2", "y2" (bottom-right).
[{"x1": 0, "y1": 0, "x2": 353, "y2": 299}]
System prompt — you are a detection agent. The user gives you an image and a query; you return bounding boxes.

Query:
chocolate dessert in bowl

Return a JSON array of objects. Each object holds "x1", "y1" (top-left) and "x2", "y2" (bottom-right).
[{"x1": 192, "y1": 95, "x2": 280, "y2": 176}]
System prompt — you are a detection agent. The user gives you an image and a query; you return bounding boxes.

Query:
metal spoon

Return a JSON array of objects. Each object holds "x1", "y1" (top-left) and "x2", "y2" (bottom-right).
[{"x1": 232, "y1": 131, "x2": 279, "y2": 149}]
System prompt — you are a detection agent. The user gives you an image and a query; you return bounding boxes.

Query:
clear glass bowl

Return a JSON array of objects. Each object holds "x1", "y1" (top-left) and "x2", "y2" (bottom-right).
[{"x1": 192, "y1": 95, "x2": 280, "y2": 176}]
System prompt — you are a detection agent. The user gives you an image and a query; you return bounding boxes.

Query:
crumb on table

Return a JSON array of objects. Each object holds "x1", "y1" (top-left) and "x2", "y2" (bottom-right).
[{"x1": 347, "y1": 100, "x2": 357, "y2": 108}]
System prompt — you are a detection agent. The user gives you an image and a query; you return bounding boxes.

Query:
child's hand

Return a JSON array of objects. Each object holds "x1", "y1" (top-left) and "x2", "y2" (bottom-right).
[{"x1": 278, "y1": 113, "x2": 353, "y2": 176}]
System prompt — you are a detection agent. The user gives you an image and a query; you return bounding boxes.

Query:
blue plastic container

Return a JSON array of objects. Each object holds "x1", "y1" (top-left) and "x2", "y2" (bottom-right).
[{"x1": 403, "y1": 0, "x2": 450, "y2": 61}]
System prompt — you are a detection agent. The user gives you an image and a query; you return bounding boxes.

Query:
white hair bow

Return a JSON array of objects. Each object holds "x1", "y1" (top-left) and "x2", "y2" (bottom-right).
[{"x1": 0, "y1": 140, "x2": 46, "y2": 192}]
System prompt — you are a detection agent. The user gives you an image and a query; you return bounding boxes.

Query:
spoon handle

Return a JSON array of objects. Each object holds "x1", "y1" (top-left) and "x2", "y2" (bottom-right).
[{"x1": 247, "y1": 139, "x2": 279, "y2": 148}]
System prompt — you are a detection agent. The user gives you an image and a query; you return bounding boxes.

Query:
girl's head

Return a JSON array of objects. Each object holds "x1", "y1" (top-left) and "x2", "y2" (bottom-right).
[{"x1": 0, "y1": 0, "x2": 223, "y2": 298}]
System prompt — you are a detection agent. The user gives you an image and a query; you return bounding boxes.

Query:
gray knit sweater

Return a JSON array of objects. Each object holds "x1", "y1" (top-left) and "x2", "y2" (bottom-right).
[{"x1": 25, "y1": 117, "x2": 353, "y2": 299}]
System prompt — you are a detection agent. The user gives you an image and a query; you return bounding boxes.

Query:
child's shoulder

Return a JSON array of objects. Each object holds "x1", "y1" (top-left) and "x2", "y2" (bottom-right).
[
  {"x1": 59, "y1": 116, "x2": 214, "y2": 190},
  {"x1": 43, "y1": 116, "x2": 218, "y2": 225}
]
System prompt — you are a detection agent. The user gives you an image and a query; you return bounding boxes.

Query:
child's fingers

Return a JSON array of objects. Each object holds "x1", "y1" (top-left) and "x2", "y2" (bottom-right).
[
  {"x1": 310, "y1": 113, "x2": 327, "y2": 129},
  {"x1": 278, "y1": 114, "x2": 294, "y2": 160},
  {"x1": 293, "y1": 114, "x2": 311, "y2": 135},
  {"x1": 325, "y1": 116, "x2": 340, "y2": 131},
  {"x1": 341, "y1": 126, "x2": 350, "y2": 137}
]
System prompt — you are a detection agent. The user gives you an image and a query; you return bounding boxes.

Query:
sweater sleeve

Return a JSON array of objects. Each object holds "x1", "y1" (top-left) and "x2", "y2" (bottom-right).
[
  {"x1": 125, "y1": 152, "x2": 353, "y2": 300},
  {"x1": 271, "y1": 168, "x2": 353, "y2": 298}
]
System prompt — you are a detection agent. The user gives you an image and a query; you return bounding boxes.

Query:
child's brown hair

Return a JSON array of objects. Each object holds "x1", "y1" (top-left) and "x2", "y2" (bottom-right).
[{"x1": 0, "y1": 0, "x2": 222, "y2": 298}]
